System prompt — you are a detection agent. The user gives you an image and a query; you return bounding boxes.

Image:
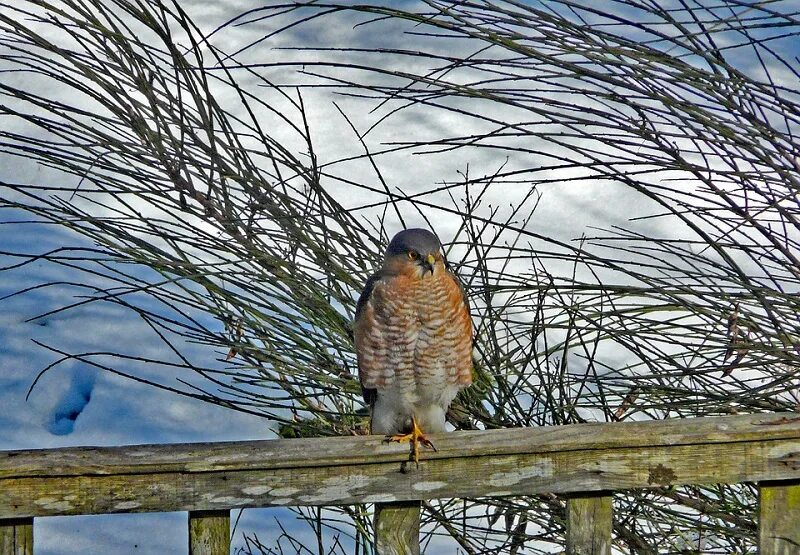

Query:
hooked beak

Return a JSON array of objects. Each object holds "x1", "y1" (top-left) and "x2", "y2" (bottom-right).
[{"x1": 422, "y1": 253, "x2": 436, "y2": 275}]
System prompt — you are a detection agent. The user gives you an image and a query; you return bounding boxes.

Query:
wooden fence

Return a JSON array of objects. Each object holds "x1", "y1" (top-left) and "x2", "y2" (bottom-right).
[{"x1": 2, "y1": 412, "x2": 799, "y2": 554}]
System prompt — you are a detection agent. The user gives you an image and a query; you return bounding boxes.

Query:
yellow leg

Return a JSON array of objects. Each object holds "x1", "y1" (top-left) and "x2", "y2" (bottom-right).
[{"x1": 386, "y1": 416, "x2": 437, "y2": 466}]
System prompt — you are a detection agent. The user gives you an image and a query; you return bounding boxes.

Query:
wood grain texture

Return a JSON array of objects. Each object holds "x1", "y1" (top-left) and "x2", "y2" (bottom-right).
[
  {"x1": 1, "y1": 413, "x2": 799, "y2": 518},
  {"x1": 759, "y1": 479, "x2": 800, "y2": 555},
  {"x1": 188, "y1": 510, "x2": 229, "y2": 555},
  {"x1": 0, "y1": 518, "x2": 33, "y2": 555},
  {"x1": 374, "y1": 501, "x2": 420, "y2": 555},
  {"x1": 566, "y1": 494, "x2": 612, "y2": 555}
]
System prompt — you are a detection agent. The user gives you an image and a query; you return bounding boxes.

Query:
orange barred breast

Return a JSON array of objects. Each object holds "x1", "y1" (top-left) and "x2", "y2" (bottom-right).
[{"x1": 355, "y1": 267, "x2": 473, "y2": 394}]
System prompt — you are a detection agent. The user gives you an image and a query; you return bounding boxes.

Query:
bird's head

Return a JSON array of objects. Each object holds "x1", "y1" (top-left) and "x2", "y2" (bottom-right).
[{"x1": 383, "y1": 228, "x2": 445, "y2": 279}]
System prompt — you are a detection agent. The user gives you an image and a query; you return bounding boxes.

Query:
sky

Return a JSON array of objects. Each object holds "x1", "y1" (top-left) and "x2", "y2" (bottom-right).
[
  {"x1": 0, "y1": 219, "x2": 281, "y2": 551},
  {"x1": 0, "y1": 1, "x2": 310, "y2": 553},
  {"x1": 1, "y1": 0, "x2": 799, "y2": 554},
  {"x1": 0, "y1": 1, "x2": 474, "y2": 552}
]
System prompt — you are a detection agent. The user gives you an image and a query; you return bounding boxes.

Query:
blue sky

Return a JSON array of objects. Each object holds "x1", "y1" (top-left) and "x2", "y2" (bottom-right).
[
  {"x1": 0, "y1": 1, "x2": 386, "y2": 551},
  {"x1": 0, "y1": 215, "x2": 279, "y2": 552},
  {"x1": 0, "y1": 1, "x2": 285, "y2": 548}
]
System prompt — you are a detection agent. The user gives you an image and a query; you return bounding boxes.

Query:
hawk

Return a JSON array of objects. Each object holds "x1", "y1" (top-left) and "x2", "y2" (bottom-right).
[{"x1": 354, "y1": 228, "x2": 473, "y2": 463}]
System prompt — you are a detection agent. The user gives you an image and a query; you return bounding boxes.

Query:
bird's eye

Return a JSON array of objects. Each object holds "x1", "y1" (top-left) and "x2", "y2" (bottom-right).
[{"x1": 407, "y1": 251, "x2": 419, "y2": 260}]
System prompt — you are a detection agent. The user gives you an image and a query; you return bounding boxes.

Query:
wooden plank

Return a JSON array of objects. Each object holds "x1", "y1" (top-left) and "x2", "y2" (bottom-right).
[
  {"x1": 566, "y1": 493, "x2": 612, "y2": 555},
  {"x1": 0, "y1": 518, "x2": 33, "y2": 555},
  {"x1": 759, "y1": 479, "x2": 800, "y2": 554},
  {"x1": 374, "y1": 501, "x2": 420, "y2": 555},
  {"x1": 0, "y1": 413, "x2": 799, "y2": 517},
  {"x1": 2, "y1": 413, "x2": 798, "y2": 479},
  {"x1": 189, "y1": 510, "x2": 229, "y2": 555}
]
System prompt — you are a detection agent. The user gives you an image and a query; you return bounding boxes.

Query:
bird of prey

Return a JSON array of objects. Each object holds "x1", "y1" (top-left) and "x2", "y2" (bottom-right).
[{"x1": 354, "y1": 228, "x2": 473, "y2": 464}]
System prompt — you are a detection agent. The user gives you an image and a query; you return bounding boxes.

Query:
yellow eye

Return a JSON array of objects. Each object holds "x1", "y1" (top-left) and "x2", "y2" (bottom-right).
[{"x1": 407, "y1": 251, "x2": 419, "y2": 260}]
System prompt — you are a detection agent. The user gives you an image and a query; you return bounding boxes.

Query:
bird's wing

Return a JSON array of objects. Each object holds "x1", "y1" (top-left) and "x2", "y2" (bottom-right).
[
  {"x1": 355, "y1": 272, "x2": 380, "y2": 323},
  {"x1": 445, "y1": 268, "x2": 474, "y2": 386},
  {"x1": 447, "y1": 267, "x2": 472, "y2": 315},
  {"x1": 354, "y1": 272, "x2": 382, "y2": 405}
]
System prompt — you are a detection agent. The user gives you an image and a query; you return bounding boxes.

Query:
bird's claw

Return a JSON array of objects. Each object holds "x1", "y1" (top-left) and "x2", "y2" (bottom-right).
[{"x1": 385, "y1": 416, "x2": 436, "y2": 467}]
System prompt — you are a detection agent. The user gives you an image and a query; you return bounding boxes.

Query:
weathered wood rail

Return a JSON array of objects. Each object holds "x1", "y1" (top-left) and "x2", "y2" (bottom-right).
[{"x1": 1, "y1": 412, "x2": 799, "y2": 554}]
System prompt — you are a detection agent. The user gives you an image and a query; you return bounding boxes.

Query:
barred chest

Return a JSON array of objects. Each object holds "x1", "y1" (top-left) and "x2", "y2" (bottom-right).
[
  {"x1": 356, "y1": 262, "x2": 473, "y2": 395},
  {"x1": 380, "y1": 271, "x2": 458, "y2": 334}
]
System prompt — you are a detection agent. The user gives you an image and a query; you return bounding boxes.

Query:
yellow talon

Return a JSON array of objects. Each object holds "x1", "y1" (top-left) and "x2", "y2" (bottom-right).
[{"x1": 386, "y1": 416, "x2": 437, "y2": 466}]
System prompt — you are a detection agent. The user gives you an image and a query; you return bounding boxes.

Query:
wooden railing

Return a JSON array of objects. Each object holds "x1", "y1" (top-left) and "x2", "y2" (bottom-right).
[{"x1": 2, "y1": 412, "x2": 800, "y2": 554}]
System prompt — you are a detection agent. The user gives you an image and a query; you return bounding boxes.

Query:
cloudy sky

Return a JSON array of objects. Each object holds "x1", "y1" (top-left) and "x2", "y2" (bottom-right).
[
  {"x1": 1, "y1": 0, "x2": 798, "y2": 553},
  {"x1": 0, "y1": 1, "x2": 317, "y2": 552},
  {"x1": 0, "y1": 1, "x2": 489, "y2": 552}
]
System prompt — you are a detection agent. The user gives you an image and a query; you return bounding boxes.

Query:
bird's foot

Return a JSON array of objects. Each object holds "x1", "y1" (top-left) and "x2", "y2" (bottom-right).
[{"x1": 385, "y1": 416, "x2": 437, "y2": 467}]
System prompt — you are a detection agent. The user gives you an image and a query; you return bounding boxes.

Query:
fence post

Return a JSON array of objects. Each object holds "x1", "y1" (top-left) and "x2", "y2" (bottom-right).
[
  {"x1": 374, "y1": 501, "x2": 420, "y2": 555},
  {"x1": 759, "y1": 479, "x2": 800, "y2": 554},
  {"x1": 0, "y1": 518, "x2": 33, "y2": 555},
  {"x1": 189, "y1": 510, "x2": 230, "y2": 555},
  {"x1": 566, "y1": 493, "x2": 612, "y2": 555}
]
